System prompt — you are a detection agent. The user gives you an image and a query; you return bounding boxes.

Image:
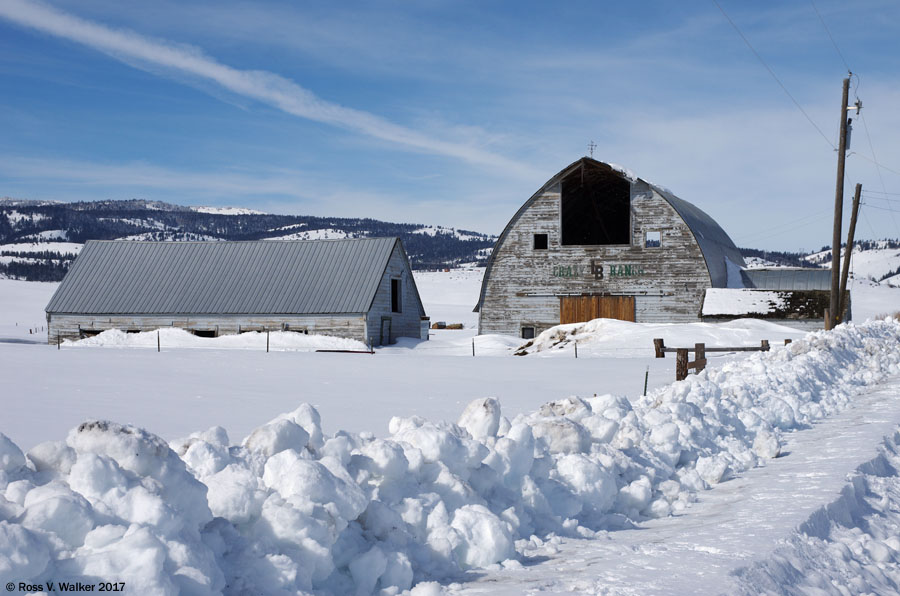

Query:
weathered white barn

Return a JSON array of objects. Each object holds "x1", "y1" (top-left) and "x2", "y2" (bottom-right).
[
  {"x1": 46, "y1": 237, "x2": 426, "y2": 346},
  {"x1": 476, "y1": 157, "x2": 746, "y2": 337}
]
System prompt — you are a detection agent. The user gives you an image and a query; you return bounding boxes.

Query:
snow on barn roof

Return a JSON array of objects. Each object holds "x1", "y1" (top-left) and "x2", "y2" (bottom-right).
[
  {"x1": 46, "y1": 237, "x2": 402, "y2": 315},
  {"x1": 702, "y1": 288, "x2": 788, "y2": 316}
]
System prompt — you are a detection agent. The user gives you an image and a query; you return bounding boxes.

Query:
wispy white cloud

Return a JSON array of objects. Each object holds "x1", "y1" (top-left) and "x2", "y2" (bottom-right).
[
  {"x1": 0, "y1": 154, "x2": 527, "y2": 230},
  {"x1": 0, "y1": 155, "x2": 323, "y2": 204},
  {"x1": 0, "y1": 0, "x2": 529, "y2": 175}
]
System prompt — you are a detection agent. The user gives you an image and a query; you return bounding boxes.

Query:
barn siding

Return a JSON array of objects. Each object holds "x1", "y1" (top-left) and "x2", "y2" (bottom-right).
[
  {"x1": 47, "y1": 313, "x2": 367, "y2": 344},
  {"x1": 479, "y1": 180, "x2": 712, "y2": 336},
  {"x1": 366, "y1": 244, "x2": 425, "y2": 345}
]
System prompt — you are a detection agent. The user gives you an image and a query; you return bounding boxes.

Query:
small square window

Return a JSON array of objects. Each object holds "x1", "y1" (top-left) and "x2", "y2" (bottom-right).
[
  {"x1": 645, "y1": 231, "x2": 661, "y2": 248},
  {"x1": 533, "y1": 233, "x2": 548, "y2": 250},
  {"x1": 521, "y1": 326, "x2": 535, "y2": 340}
]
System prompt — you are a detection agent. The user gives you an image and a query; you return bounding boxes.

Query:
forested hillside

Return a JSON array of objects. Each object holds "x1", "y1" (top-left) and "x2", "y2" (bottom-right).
[{"x1": 0, "y1": 199, "x2": 496, "y2": 280}]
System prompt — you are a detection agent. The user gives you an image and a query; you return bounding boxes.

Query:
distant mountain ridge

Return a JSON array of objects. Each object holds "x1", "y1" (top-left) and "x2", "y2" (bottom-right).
[
  {"x1": 0, "y1": 198, "x2": 496, "y2": 281},
  {"x1": 2, "y1": 198, "x2": 898, "y2": 286}
]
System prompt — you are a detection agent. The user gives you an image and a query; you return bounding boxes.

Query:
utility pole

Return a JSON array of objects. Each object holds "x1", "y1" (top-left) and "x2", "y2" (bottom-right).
[
  {"x1": 829, "y1": 76, "x2": 851, "y2": 329},
  {"x1": 837, "y1": 183, "x2": 862, "y2": 323}
]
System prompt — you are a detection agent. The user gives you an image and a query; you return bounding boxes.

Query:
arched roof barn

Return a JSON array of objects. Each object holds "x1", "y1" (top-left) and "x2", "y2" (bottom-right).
[{"x1": 476, "y1": 157, "x2": 745, "y2": 337}]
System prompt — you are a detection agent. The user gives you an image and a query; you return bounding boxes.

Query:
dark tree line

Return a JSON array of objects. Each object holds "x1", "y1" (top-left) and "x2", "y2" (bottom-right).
[{"x1": 738, "y1": 247, "x2": 818, "y2": 268}]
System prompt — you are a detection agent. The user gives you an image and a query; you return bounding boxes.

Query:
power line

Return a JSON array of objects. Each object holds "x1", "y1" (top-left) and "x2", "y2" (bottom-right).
[
  {"x1": 734, "y1": 210, "x2": 832, "y2": 244},
  {"x1": 849, "y1": 152, "x2": 900, "y2": 177},
  {"x1": 732, "y1": 209, "x2": 830, "y2": 239},
  {"x1": 711, "y1": 0, "x2": 836, "y2": 150},
  {"x1": 861, "y1": 202, "x2": 900, "y2": 214},
  {"x1": 859, "y1": 205, "x2": 879, "y2": 239},
  {"x1": 809, "y1": 0, "x2": 852, "y2": 72},
  {"x1": 862, "y1": 194, "x2": 900, "y2": 203},
  {"x1": 863, "y1": 189, "x2": 900, "y2": 196}
]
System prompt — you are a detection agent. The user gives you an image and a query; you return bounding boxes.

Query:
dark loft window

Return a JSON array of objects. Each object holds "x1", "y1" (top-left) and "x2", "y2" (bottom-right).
[
  {"x1": 560, "y1": 162, "x2": 631, "y2": 245},
  {"x1": 521, "y1": 326, "x2": 535, "y2": 340},
  {"x1": 533, "y1": 233, "x2": 548, "y2": 250},
  {"x1": 391, "y1": 278, "x2": 401, "y2": 313}
]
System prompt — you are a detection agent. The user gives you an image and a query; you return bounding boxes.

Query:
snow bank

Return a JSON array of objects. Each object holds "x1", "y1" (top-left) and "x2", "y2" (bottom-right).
[
  {"x1": 733, "y1": 427, "x2": 900, "y2": 595},
  {"x1": 515, "y1": 317, "x2": 803, "y2": 357},
  {"x1": 2, "y1": 320, "x2": 900, "y2": 594},
  {"x1": 68, "y1": 328, "x2": 369, "y2": 352}
]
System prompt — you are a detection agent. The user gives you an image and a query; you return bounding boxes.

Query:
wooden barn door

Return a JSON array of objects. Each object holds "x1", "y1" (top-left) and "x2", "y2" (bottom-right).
[{"x1": 559, "y1": 295, "x2": 635, "y2": 324}]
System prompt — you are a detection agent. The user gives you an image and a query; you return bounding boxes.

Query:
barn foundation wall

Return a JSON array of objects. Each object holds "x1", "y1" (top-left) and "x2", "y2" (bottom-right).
[{"x1": 47, "y1": 313, "x2": 368, "y2": 345}]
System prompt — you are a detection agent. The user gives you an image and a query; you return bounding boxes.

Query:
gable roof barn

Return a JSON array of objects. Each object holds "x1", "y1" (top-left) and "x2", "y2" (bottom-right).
[{"x1": 47, "y1": 237, "x2": 420, "y2": 315}]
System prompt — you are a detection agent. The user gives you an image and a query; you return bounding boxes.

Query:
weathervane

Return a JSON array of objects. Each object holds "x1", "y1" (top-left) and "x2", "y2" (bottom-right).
[{"x1": 588, "y1": 141, "x2": 596, "y2": 158}]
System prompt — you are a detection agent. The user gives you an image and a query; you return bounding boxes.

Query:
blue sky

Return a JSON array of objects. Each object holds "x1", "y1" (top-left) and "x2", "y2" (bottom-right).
[{"x1": 1, "y1": 0, "x2": 898, "y2": 251}]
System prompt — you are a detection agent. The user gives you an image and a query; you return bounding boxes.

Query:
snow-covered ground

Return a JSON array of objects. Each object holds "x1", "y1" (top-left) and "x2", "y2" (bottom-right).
[
  {"x1": 190, "y1": 206, "x2": 267, "y2": 216},
  {"x1": 2, "y1": 269, "x2": 900, "y2": 594}
]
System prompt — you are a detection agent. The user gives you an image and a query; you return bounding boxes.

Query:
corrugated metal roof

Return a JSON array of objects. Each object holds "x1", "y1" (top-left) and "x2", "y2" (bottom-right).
[
  {"x1": 650, "y1": 185, "x2": 745, "y2": 288},
  {"x1": 742, "y1": 268, "x2": 831, "y2": 291},
  {"x1": 46, "y1": 237, "x2": 400, "y2": 315}
]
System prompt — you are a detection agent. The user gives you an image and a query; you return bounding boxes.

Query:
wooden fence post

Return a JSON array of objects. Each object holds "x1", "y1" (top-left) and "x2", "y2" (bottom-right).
[
  {"x1": 761, "y1": 339, "x2": 770, "y2": 351},
  {"x1": 784, "y1": 339, "x2": 792, "y2": 345},
  {"x1": 694, "y1": 342, "x2": 706, "y2": 373},
  {"x1": 676, "y1": 348, "x2": 688, "y2": 381},
  {"x1": 574, "y1": 340, "x2": 578, "y2": 358},
  {"x1": 267, "y1": 329, "x2": 270, "y2": 353},
  {"x1": 157, "y1": 330, "x2": 160, "y2": 352},
  {"x1": 653, "y1": 338, "x2": 665, "y2": 358}
]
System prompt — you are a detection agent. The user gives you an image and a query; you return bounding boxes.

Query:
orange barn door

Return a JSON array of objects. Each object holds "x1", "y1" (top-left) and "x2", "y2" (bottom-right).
[{"x1": 560, "y1": 295, "x2": 635, "y2": 324}]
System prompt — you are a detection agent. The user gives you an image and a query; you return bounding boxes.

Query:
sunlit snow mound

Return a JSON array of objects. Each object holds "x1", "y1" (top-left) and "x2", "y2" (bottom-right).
[
  {"x1": 69, "y1": 328, "x2": 369, "y2": 352},
  {"x1": 2, "y1": 320, "x2": 900, "y2": 594},
  {"x1": 514, "y1": 317, "x2": 803, "y2": 357}
]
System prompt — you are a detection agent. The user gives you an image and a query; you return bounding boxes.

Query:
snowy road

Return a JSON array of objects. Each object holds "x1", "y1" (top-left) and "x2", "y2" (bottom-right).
[{"x1": 447, "y1": 376, "x2": 900, "y2": 595}]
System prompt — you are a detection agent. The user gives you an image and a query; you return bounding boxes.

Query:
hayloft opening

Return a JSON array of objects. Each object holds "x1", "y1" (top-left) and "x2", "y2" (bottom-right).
[{"x1": 560, "y1": 163, "x2": 631, "y2": 245}]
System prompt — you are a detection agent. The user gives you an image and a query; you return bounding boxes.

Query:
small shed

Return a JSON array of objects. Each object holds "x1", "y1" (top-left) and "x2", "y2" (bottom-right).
[
  {"x1": 45, "y1": 237, "x2": 426, "y2": 346},
  {"x1": 702, "y1": 268, "x2": 848, "y2": 331}
]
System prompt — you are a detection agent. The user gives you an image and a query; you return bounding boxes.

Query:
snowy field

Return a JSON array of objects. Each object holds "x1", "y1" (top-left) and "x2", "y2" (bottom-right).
[
  {"x1": 0, "y1": 270, "x2": 814, "y2": 453},
  {"x1": 1, "y1": 271, "x2": 900, "y2": 595}
]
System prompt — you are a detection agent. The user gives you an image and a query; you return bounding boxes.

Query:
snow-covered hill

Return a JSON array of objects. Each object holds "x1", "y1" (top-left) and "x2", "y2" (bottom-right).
[
  {"x1": 0, "y1": 198, "x2": 497, "y2": 279},
  {"x1": 805, "y1": 240, "x2": 900, "y2": 286}
]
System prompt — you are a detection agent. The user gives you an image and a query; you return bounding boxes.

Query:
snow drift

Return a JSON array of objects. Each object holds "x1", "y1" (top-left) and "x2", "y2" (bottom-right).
[
  {"x1": 2, "y1": 320, "x2": 900, "y2": 594},
  {"x1": 733, "y1": 428, "x2": 900, "y2": 595},
  {"x1": 69, "y1": 328, "x2": 369, "y2": 352}
]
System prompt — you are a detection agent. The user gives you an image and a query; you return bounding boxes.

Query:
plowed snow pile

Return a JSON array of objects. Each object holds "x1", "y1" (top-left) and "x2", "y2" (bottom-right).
[
  {"x1": 69, "y1": 328, "x2": 369, "y2": 352},
  {"x1": 2, "y1": 320, "x2": 899, "y2": 595}
]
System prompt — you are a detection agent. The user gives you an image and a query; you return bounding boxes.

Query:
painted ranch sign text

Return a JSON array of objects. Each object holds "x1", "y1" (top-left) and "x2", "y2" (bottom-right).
[{"x1": 551, "y1": 261, "x2": 646, "y2": 279}]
